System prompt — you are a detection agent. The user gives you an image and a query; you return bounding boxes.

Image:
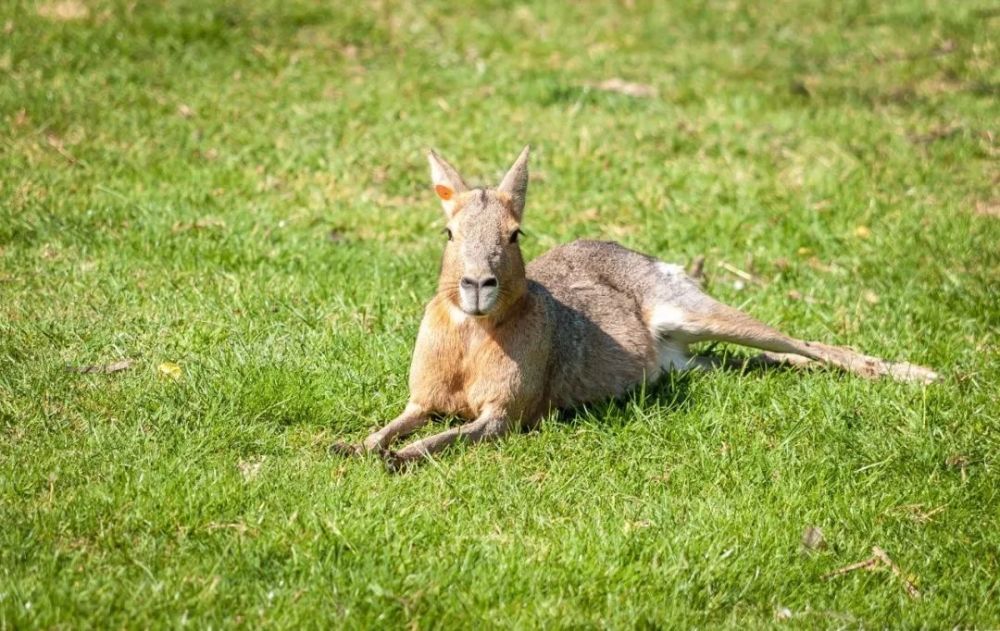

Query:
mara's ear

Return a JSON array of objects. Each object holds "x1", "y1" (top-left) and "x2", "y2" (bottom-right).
[
  {"x1": 497, "y1": 145, "x2": 530, "y2": 219},
  {"x1": 427, "y1": 149, "x2": 468, "y2": 217}
]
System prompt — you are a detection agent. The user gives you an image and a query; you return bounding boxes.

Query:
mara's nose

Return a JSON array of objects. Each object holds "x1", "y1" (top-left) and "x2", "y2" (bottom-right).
[{"x1": 461, "y1": 276, "x2": 498, "y2": 291}]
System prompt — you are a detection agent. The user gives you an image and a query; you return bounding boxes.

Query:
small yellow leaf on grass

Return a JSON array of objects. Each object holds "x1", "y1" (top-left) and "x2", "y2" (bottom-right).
[
  {"x1": 158, "y1": 362, "x2": 182, "y2": 380},
  {"x1": 854, "y1": 225, "x2": 871, "y2": 239}
]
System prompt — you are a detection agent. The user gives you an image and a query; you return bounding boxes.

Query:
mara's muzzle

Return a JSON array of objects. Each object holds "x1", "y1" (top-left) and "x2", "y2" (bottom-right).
[{"x1": 458, "y1": 275, "x2": 499, "y2": 316}]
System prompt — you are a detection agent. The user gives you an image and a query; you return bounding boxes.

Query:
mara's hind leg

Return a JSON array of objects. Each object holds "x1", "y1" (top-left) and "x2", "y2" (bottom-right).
[{"x1": 648, "y1": 264, "x2": 938, "y2": 384}]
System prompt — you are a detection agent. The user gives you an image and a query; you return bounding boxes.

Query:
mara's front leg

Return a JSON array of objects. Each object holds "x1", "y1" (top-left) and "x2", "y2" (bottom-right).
[
  {"x1": 382, "y1": 410, "x2": 512, "y2": 473},
  {"x1": 329, "y1": 402, "x2": 431, "y2": 457}
]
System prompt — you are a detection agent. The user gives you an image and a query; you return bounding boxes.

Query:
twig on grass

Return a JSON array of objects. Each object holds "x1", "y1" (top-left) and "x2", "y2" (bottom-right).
[
  {"x1": 821, "y1": 556, "x2": 879, "y2": 579},
  {"x1": 872, "y1": 546, "x2": 921, "y2": 600},
  {"x1": 45, "y1": 134, "x2": 86, "y2": 168},
  {"x1": 717, "y1": 261, "x2": 767, "y2": 287},
  {"x1": 822, "y1": 546, "x2": 921, "y2": 600},
  {"x1": 67, "y1": 359, "x2": 134, "y2": 374},
  {"x1": 586, "y1": 78, "x2": 658, "y2": 98}
]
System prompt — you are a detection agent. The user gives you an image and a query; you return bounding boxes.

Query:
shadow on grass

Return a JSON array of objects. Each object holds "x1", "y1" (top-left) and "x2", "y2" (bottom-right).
[
  {"x1": 552, "y1": 346, "x2": 817, "y2": 430},
  {"x1": 552, "y1": 369, "x2": 696, "y2": 430}
]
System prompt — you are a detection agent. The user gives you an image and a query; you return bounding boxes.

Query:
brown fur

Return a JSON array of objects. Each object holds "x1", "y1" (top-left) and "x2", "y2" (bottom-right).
[{"x1": 330, "y1": 148, "x2": 939, "y2": 471}]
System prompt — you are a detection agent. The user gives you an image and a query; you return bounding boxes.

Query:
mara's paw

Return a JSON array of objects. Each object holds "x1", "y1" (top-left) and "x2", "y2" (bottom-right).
[
  {"x1": 381, "y1": 449, "x2": 413, "y2": 475},
  {"x1": 328, "y1": 441, "x2": 363, "y2": 458}
]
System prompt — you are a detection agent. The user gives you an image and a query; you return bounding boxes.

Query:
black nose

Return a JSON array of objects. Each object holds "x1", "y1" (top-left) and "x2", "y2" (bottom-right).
[{"x1": 461, "y1": 276, "x2": 498, "y2": 290}]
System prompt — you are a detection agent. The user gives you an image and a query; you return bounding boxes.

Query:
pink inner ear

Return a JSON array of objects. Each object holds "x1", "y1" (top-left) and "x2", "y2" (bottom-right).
[{"x1": 435, "y1": 185, "x2": 453, "y2": 201}]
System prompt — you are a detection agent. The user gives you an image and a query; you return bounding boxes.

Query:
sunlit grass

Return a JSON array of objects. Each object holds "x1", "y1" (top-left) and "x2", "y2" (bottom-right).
[{"x1": 1, "y1": 0, "x2": 998, "y2": 627}]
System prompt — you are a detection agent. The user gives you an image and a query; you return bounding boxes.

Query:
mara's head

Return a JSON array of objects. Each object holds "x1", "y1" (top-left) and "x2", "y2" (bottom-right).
[{"x1": 427, "y1": 146, "x2": 530, "y2": 318}]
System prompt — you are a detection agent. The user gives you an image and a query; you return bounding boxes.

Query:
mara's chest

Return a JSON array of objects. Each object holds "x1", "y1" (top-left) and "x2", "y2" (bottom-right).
[{"x1": 407, "y1": 302, "x2": 538, "y2": 418}]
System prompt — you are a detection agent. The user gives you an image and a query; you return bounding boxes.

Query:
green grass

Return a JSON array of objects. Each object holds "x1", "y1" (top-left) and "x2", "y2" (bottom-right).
[{"x1": 2, "y1": 0, "x2": 998, "y2": 627}]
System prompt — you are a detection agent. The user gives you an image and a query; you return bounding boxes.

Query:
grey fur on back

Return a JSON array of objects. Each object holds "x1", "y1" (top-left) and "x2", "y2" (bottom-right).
[{"x1": 526, "y1": 240, "x2": 667, "y2": 408}]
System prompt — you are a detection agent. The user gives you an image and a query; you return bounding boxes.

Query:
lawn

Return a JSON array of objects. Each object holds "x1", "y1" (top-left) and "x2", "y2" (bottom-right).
[{"x1": 1, "y1": 0, "x2": 998, "y2": 627}]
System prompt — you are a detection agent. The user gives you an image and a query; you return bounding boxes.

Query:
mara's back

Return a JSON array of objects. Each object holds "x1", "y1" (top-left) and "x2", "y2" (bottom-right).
[{"x1": 526, "y1": 240, "x2": 663, "y2": 409}]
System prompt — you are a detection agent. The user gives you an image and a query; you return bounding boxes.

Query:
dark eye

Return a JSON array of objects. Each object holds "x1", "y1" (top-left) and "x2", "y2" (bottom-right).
[
  {"x1": 509, "y1": 229, "x2": 523, "y2": 244},
  {"x1": 443, "y1": 228, "x2": 453, "y2": 241}
]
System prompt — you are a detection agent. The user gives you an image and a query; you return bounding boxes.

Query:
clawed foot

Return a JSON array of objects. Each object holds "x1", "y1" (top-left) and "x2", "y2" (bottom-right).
[
  {"x1": 381, "y1": 449, "x2": 414, "y2": 474},
  {"x1": 328, "y1": 441, "x2": 415, "y2": 473},
  {"x1": 328, "y1": 441, "x2": 363, "y2": 457}
]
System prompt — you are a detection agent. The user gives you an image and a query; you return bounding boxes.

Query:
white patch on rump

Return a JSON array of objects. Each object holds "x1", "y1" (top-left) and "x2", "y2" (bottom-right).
[
  {"x1": 648, "y1": 303, "x2": 687, "y2": 337},
  {"x1": 647, "y1": 299, "x2": 698, "y2": 375},
  {"x1": 656, "y1": 340, "x2": 693, "y2": 372},
  {"x1": 656, "y1": 262, "x2": 686, "y2": 277}
]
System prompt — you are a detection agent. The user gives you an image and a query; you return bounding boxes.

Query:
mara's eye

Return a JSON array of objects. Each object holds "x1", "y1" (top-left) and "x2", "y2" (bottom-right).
[
  {"x1": 443, "y1": 228, "x2": 453, "y2": 241},
  {"x1": 509, "y1": 229, "x2": 523, "y2": 244}
]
